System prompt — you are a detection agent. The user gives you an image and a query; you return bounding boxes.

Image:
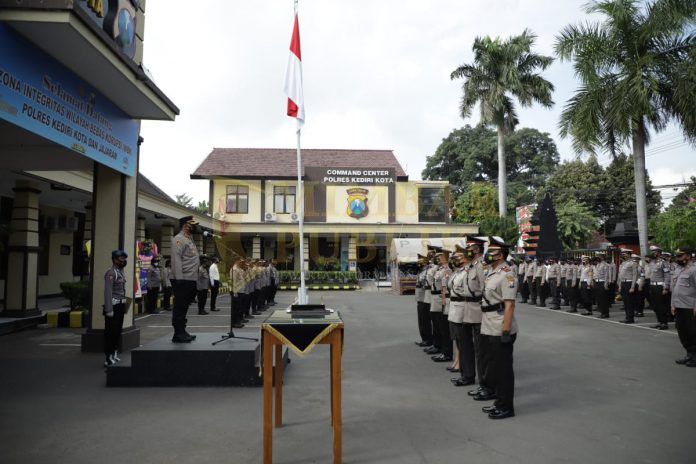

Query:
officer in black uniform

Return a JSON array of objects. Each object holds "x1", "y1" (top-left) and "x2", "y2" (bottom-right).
[{"x1": 103, "y1": 250, "x2": 128, "y2": 367}]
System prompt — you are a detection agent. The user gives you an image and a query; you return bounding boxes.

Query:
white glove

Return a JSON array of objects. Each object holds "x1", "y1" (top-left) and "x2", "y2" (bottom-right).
[{"x1": 105, "y1": 312, "x2": 114, "y2": 318}]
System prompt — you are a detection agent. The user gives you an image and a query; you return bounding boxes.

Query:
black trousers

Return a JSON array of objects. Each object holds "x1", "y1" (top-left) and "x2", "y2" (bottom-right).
[
  {"x1": 477, "y1": 334, "x2": 492, "y2": 391},
  {"x1": 535, "y1": 277, "x2": 546, "y2": 306},
  {"x1": 450, "y1": 322, "x2": 466, "y2": 376},
  {"x1": 210, "y1": 280, "x2": 220, "y2": 311},
  {"x1": 640, "y1": 279, "x2": 650, "y2": 311},
  {"x1": 172, "y1": 280, "x2": 197, "y2": 335},
  {"x1": 529, "y1": 278, "x2": 538, "y2": 304},
  {"x1": 566, "y1": 282, "x2": 578, "y2": 310},
  {"x1": 104, "y1": 303, "x2": 125, "y2": 356},
  {"x1": 162, "y1": 286, "x2": 172, "y2": 310},
  {"x1": 146, "y1": 287, "x2": 159, "y2": 313},
  {"x1": 649, "y1": 285, "x2": 669, "y2": 324},
  {"x1": 417, "y1": 301, "x2": 433, "y2": 344},
  {"x1": 485, "y1": 333, "x2": 516, "y2": 411},
  {"x1": 270, "y1": 278, "x2": 277, "y2": 302},
  {"x1": 429, "y1": 307, "x2": 441, "y2": 351},
  {"x1": 252, "y1": 290, "x2": 260, "y2": 312},
  {"x1": 233, "y1": 292, "x2": 249, "y2": 322},
  {"x1": 594, "y1": 283, "x2": 609, "y2": 316},
  {"x1": 462, "y1": 322, "x2": 482, "y2": 382},
  {"x1": 548, "y1": 278, "x2": 560, "y2": 308},
  {"x1": 434, "y1": 312, "x2": 452, "y2": 358},
  {"x1": 197, "y1": 289, "x2": 208, "y2": 313},
  {"x1": 620, "y1": 282, "x2": 637, "y2": 321},
  {"x1": 519, "y1": 276, "x2": 529, "y2": 302},
  {"x1": 580, "y1": 282, "x2": 593, "y2": 312},
  {"x1": 674, "y1": 308, "x2": 696, "y2": 356},
  {"x1": 560, "y1": 278, "x2": 568, "y2": 305}
]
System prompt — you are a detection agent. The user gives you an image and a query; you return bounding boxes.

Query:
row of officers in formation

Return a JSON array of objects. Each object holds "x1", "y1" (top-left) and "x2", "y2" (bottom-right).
[{"x1": 413, "y1": 239, "x2": 696, "y2": 418}]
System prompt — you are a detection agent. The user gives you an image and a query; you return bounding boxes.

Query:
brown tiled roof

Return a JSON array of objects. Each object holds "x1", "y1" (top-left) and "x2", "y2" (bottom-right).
[{"x1": 191, "y1": 148, "x2": 408, "y2": 179}]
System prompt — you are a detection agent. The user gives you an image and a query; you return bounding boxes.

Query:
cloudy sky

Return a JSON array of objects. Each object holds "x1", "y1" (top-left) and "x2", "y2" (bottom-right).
[{"x1": 139, "y1": 0, "x2": 695, "y2": 206}]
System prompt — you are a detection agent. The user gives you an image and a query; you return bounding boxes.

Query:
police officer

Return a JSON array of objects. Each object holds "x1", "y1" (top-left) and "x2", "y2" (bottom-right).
[
  {"x1": 476, "y1": 240, "x2": 518, "y2": 420},
  {"x1": 448, "y1": 244, "x2": 468, "y2": 383},
  {"x1": 414, "y1": 253, "x2": 433, "y2": 347},
  {"x1": 209, "y1": 257, "x2": 221, "y2": 312},
  {"x1": 197, "y1": 255, "x2": 211, "y2": 315},
  {"x1": 579, "y1": 256, "x2": 593, "y2": 315},
  {"x1": 162, "y1": 259, "x2": 173, "y2": 311},
  {"x1": 559, "y1": 258, "x2": 568, "y2": 306},
  {"x1": 269, "y1": 259, "x2": 279, "y2": 306},
  {"x1": 618, "y1": 249, "x2": 639, "y2": 324},
  {"x1": 547, "y1": 256, "x2": 561, "y2": 310},
  {"x1": 103, "y1": 249, "x2": 128, "y2": 367},
  {"x1": 671, "y1": 247, "x2": 696, "y2": 367},
  {"x1": 648, "y1": 246, "x2": 671, "y2": 330},
  {"x1": 565, "y1": 258, "x2": 579, "y2": 313},
  {"x1": 146, "y1": 257, "x2": 162, "y2": 315},
  {"x1": 171, "y1": 216, "x2": 200, "y2": 343},
  {"x1": 424, "y1": 246, "x2": 441, "y2": 355},
  {"x1": 526, "y1": 257, "x2": 538, "y2": 305},
  {"x1": 431, "y1": 249, "x2": 453, "y2": 362},
  {"x1": 534, "y1": 256, "x2": 547, "y2": 307},
  {"x1": 593, "y1": 252, "x2": 611, "y2": 318},
  {"x1": 518, "y1": 257, "x2": 529, "y2": 303}
]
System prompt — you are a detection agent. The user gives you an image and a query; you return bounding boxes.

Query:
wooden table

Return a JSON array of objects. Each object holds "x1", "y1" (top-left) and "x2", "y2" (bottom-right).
[{"x1": 261, "y1": 310, "x2": 344, "y2": 464}]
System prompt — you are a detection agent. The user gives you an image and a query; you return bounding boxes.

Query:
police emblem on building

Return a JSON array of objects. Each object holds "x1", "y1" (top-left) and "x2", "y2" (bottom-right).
[{"x1": 346, "y1": 188, "x2": 369, "y2": 219}]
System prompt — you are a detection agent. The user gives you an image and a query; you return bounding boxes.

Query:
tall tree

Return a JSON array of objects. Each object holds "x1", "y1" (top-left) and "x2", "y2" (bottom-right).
[
  {"x1": 453, "y1": 182, "x2": 498, "y2": 223},
  {"x1": 667, "y1": 176, "x2": 696, "y2": 210},
  {"x1": 451, "y1": 30, "x2": 555, "y2": 217},
  {"x1": 422, "y1": 125, "x2": 559, "y2": 206},
  {"x1": 175, "y1": 193, "x2": 193, "y2": 208},
  {"x1": 555, "y1": 0, "x2": 696, "y2": 256},
  {"x1": 556, "y1": 199, "x2": 601, "y2": 249}
]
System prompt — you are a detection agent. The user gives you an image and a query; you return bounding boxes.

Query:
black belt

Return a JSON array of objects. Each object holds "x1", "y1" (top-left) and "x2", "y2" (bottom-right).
[
  {"x1": 431, "y1": 290, "x2": 442, "y2": 294},
  {"x1": 481, "y1": 303, "x2": 504, "y2": 312},
  {"x1": 451, "y1": 296, "x2": 482, "y2": 302}
]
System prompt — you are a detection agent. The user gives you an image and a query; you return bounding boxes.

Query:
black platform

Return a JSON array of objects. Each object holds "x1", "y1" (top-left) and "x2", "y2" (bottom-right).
[{"x1": 106, "y1": 332, "x2": 289, "y2": 387}]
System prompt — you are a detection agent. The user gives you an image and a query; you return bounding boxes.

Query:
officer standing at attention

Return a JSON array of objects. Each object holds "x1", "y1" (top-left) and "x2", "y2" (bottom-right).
[
  {"x1": 579, "y1": 256, "x2": 594, "y2": 315},
  {"x1": 414, "y1": 253, "x2": 433, "y2": 347},
  {"x1": 526, "y1": 257, "x2": 538, "y2": 305},
  {"x1": 559, "y1": 258, "x2": 568, "y2": 307},
  {"x1": 636, "y1": 255, "x2": 647, "y2": 317},
  {"x1": 230, "y1": 257, "x2": 246, "y2": 329},
  {"x1": 171, "y1": 216, "x2": 200, "y2": 343},
  {"x1": 103, "y1": 250, "x2": 128, "y2": 367},
  {"x1": 431, "y1": 250, "x2": 453, "y2": 363},
  {"x1": 593, "y1": 252, "x2": 611, "y2": 318},
  {"x1": 648, "y1": 246, "x2": 671, "y2": 330},
  {"x1": 162, "y1": 259, "x2": 173, "y2": 311},
  {"x1": 518, "y1": 257, "x2": 529, "y2": 303},
  {"x1": 448, "y1": 244, "x2": 469, "y2": 384},
  {"x1": 477, "y1": 240, "x2": 518, "y2": 419},
  {"x1": 618, "y1": 249, "x2": 639, "y2": 324},
  {"x1": 424, "y1": 247, "x2": 441, "y2": 355},
  {"x1": 534, "y1": 256, "x2": 547, "y2": 307},
  {"x1": 546, "y1": 256, "x2": 561, "y2": 310},
  {"x1": 209, "y1": 257, "x2": 221, "y2": 312},
  {"x1": 565, "y1": 258, "x2": 579, "y2": 313},
  {"x1": 197, "y1": 255, "x2": 211, "y2": 315},
  {"x1": 670, "y1": 247, "x2": 696, "y2": 367},
  {"x1": 146, "y1": 257, "x2": 162, "y2": 315}
]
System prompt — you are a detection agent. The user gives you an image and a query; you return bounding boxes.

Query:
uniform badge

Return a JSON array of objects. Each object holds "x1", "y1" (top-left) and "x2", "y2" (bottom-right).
[
  {"x1": 346, "y1": 188, "x2": 369, "y2": 219},
  {"x1": 506, "y1": 274, "x2": 516, "y2": 288}
]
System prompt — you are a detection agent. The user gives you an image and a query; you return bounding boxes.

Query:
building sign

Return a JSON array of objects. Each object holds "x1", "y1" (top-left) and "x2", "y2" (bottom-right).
[
  {"x1": 346, "y1": 188, "x2": 369, "y2": 219},
  {"x1": 305, "y1": 167, "x2": 395, "y2": 185},
  {"x1": 75, "y1": 0, "x2": 140, "y2": 60},
  {"x1": 516, "y1": 204, "x2": 537, "y2": 250},
  {"x1": 0, "y1": 24, "x2": 140, "y2": 176}
]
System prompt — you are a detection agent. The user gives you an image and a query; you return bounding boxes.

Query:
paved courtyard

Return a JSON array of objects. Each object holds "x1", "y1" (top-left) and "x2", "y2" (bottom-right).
[{"x1": 0, "y1": 290, "x2": 694, "y2": 464}]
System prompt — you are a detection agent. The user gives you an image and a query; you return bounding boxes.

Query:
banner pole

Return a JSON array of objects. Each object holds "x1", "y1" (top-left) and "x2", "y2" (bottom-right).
[{"x1": 296, "y1": 120, "x2": 307, "y2": 304}]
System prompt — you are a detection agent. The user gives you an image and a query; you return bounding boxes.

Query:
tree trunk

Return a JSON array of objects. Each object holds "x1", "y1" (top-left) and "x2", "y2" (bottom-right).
[
  {"x1": 497, "y1": 125, "x2": 506, "y2": 217},
  {"x1": 632, "y1": 122, "x2": 649, "y2": 257}
]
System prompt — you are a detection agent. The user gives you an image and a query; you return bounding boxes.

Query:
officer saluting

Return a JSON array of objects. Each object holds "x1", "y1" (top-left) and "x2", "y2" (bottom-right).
[
  {"x1": 478, "y1": 239, "x2": 517, "y2": 419},
  {"x1": 670, "y1": 247, "x2": 696, "y2": 367},
  {"x1": 414, "y1": 253, "x2": 433, "y2": 347},
  {"x1": 170, "y1": 216, "x2": 200, "y2": 343}
]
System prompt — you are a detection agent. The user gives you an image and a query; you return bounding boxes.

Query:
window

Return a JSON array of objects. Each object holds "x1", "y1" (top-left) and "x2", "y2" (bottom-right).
[
  {"x1": 418, "y1": 187, "x2": 446, "y2": 222},
  {"x1": 273, "y1": 186, "x2": 296, "y2": 214},
  {"x1": 226, "y1": 185, "x2": 249, "y2": 213}
]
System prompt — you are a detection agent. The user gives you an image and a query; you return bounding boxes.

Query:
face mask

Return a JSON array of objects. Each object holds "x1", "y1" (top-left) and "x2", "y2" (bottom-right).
[
  {"x1": 465, "y1": 250, "x2": 475, "y2": 259},
  {"x1": 676, "y1": 257, "x2": 688, "y2": 266},
  {"x1": 485, "y1": 252, "x2": 500, "y2": 264},
  {"x1": 118, "y1": 260, "x2": 127, "y2": 268}
]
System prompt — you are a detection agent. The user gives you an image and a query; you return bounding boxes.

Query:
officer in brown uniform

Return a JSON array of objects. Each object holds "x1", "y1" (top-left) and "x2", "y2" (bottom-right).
[
  {"x1": 670, "y1": 247, "x2": 696, "y2": 367},
  {"x1": 648, "y1": 246, "x2": 671, "y2": 330},
  {"x1": 547, "y1": 256, "x2": 561, "y2": 310},
  {"x1": 579, "y1": 256, "x2": 594, "y2": 315},
  {"x1": 593, "y1": 252, "x2": 611, "y2": 318},
  {"x1": 526, "y1": 257, "x2": 538, "y2": 305},
  {"x1": 414, "y1": 253, "x2": 433, "y2": 347},
  {"x1": 565, "y1": 258, "x2": 579, "y2": 313},
  {"x1": 171, "y1": 216, "x2": 200, "y2": 343},
  {"x1": 424, "y1": 246, "x2": 441, "y2": 355},
  {"x1": 618, "y1": 249, "x2": 640, "y2": 324},
  {"x1": 447, "y1": 244, "x2": 468, "y2": 382},
  {"x1": 431, "y1": 249, "x2": 453, "y2": 362},
  {"x1": 518, "y1": 257, "x2": 529, "y2": 303},
  {"x1": 476, "y1": 240, "x2": 518, "y2": 419},
  {"x1": 534, "y1": 256, "x2": 547, "y2": 307}
]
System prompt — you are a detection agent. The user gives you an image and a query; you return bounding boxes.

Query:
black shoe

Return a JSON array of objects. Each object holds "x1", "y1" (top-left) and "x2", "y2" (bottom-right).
[
  {"x1": 636, "y1": 312, "x2": 644, "y2": 317},
  {"x1": 150, "y1": 310, "x2": 162, "y2": 315},
  {"x1": 198, "y1": 310, "x2": 209, "y2": 315},
  {"x1": 653, "y1": 323, "x2": 668, "y2": 330},
  {"x1": 468, "y1": 387, "x2": 486, "y2": 397},
  {"x1": 473, "y1": 392, "x2": 497, "y2": 401},
  {"x1": 488, "y1": 409, "x2": 515, "y2": 420},
  {"x1": 232, "y1": 323, "x2": 245, "y2": 329},
  {"x1": 581, "y1": 311, "x2": 593, "y2": 316},
  {"x1": 453, "y1": 378, "x2": 475, "y2": 387},
  {"x1": 536, "y1": 305, "x2": 547, "y2": 308},
  {"x1": 685, "y1": 359, "x2": 696, "y2": 368},
  {"x1": 597, "y1": 314, "x2": 609, "y2": 319},
  {"x1": 432, "y1": 355, "x2": 452, "y2": 363},
  {"x1": 211, "y1": 308, "x2": 221, "y2": 312},
  {"x1": 675, "y1": 356, "x2": 691, "y2": 365},
  {"x1": 481, "y1": 405, "x2": 497, "y2": 413},
  {"x1": 415, "y1": 341, "x2": 428, "y2": 347},
  {"x1": 551, "y1": 306, "x2": 561, "y2": 310},
  {"x1": 253, "y1": 311, "x2": 263, "y2": 315},
  {"x1": 424, "y1": 347, "x2": 439, "y2": 354},
  {"x1": 247, "y1": 314, "x2": 255, "y2": 319},
  {"x1": 446, "y1": 366, "x2": 460, "y2": 372},
  {"x1": 172, "y1": 335, "x2": 193, "y2": 343},
  {"x1": 566, "y1": 309, "x2": 578, "y2": 313},
  {"x1": 620, "y1": 319, "x2": 634, "y2": 324}
]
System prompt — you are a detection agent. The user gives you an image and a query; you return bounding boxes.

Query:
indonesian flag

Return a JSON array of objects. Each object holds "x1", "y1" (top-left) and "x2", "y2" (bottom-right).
[{"x1": 283, "y1": 14, "x2": 305, "y2": 124}]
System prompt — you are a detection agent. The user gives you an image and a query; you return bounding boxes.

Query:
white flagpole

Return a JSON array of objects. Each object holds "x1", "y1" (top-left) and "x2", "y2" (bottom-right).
[{"x1": 295, "y1": 120, "x2": 307, "y2": 304}]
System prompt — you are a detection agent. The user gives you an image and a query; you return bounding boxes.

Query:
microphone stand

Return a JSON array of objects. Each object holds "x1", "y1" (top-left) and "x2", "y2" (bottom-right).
[{"x1": 212, "y1": 295, "x2": 258, "y2": 345}]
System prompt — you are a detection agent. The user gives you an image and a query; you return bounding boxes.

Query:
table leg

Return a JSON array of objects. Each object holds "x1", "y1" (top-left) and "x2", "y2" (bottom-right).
[
  {"x1": 330, "y1": 342, "x2": 334, "y2": 426},
  {"x1": 331, "y1": 330, "x2": 342, "y2": 464},
  {"x1": 274, "y1": 344, "x2": 283, "y2": 428},
  {"x1": 263, "y1": 331, "x2": 273, "y2": 464}
]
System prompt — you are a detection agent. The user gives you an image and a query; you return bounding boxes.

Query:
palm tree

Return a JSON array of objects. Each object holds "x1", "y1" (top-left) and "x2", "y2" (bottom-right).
[
  {"x1": 556, "y1": 0, "x2": 696, "y2": 255},
  {"x1": 451, "y1": 30, "x2": 554, "y2": 217}
]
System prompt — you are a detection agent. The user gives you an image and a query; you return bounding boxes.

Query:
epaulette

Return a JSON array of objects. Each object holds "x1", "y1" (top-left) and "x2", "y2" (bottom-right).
[{"x1": 502, "y1": 266, "x2": 510, "y2": 272}]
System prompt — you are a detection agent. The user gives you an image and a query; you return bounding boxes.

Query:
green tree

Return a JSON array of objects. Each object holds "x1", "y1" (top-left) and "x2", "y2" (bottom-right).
[
  {"x1": 649, "y1": 204, "x2": 696, "y2": 251},
  {"x1": 542, "y1": 155, "x2": 607, "y2": 216},
  {"x1": 667, "y1": 176, "x2": 696, "y2": 210},
  {"x1": 478, "y1": 215, "x2": 520, "y2": 246},
  {"x1": 175, "y1": 193, "x2": 193, "y2": 208},
  {"x1": 451, "y1": 30, "x2": 555, "y2": 217},
  {"x1": 453, "y1": 182, "x2": 498, "y2": 223},
  {"x1": 194, "y1": 200, "x2": 209, "y2": 215},
  {"x1": 555, "y1": 0, "x2": 696, "y2": 256},
  {"x1": 556, "y1": 199, "x2": 601, "y2": 249},
  {"x1": 423, "y1": 125, "x2": 559, "y2": 206}
]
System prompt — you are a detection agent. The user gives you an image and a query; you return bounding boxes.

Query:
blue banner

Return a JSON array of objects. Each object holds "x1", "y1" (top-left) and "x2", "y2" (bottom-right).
[{"x1": 0, "y1": 24, "x2": 139, "y2": 176}]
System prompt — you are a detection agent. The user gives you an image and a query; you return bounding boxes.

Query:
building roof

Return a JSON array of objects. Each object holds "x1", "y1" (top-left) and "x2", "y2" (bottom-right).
[
  {"x1": 138, "y1": 173, "x2": 174, "y2": 203},
  {"x1": 191, "y1": 148, "x2": 408, "y2": 179}
]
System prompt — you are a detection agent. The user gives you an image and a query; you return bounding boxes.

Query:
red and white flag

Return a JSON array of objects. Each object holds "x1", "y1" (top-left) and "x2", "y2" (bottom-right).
[{"x1": 284, "y1": 13, "x2": 305, "y2": 125}]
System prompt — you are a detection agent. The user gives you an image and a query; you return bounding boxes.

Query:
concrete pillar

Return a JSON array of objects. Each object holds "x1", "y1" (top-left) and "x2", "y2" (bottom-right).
[
  {"x1": 348, "y1": 235, "x2": 357, "y2": 272},
  {"x1": 1, "y1": 180, "x2": 41, "y2": 318},
  {"x1": 136, "y1": 217, "x2": 146, "y2": 242},
  {"x1": 159, "y1": 224, "x2": 174, "y2": 259},
  {"x1": 252, "y1": 236, "x2": 261, "y2": 259},
  {"x1": 81, "y1": 161, "x2": 140, "y2": 352}
]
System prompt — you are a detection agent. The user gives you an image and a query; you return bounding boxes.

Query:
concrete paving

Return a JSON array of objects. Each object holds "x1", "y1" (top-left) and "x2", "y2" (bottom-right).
[{"x1": 0, "y1": 291, "x2": 694, "y2": 464}]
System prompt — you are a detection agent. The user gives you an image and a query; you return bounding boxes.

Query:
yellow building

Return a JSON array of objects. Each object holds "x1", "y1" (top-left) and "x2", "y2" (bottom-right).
[{"x1": 192, "y1": 148, "x2": 477, "y2": 277}]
